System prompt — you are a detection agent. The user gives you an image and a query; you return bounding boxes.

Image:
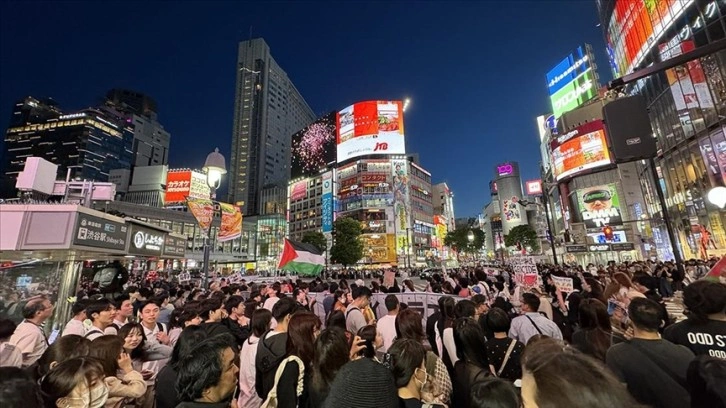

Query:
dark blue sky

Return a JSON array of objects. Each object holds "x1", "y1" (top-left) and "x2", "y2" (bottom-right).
[{"x1": 0, "y1": 1, "x2": 611, "y2": 216}]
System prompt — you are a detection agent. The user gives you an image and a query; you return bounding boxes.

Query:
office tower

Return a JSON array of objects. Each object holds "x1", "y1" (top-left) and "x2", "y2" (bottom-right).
[
  {"x1": 228, "y1": 38, "x2": 316, "y2": 215},
  {"x1": 105, "y1": 89, "x2": 169, "y2": 167},
  {"x1": 1, "y1": 97, "x2": 134, "y2": 197}
]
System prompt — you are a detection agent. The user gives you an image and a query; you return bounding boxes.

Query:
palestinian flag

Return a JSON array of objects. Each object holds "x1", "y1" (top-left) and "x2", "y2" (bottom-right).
[
  {"x1": 278, "y1": 239, "x2": 325, "y2": 276},
  {"x1": 703, "y1": 256, "x2": 726, "y2": 282}
]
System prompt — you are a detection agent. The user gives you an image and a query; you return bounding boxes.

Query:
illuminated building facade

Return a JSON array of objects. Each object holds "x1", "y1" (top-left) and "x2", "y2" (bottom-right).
[
  {"x1": 1, "y1": 97, "x2": 133, "y2": 198},
  {"x1": 597, "y1": 0, "x2": 726, "y2": 260}
]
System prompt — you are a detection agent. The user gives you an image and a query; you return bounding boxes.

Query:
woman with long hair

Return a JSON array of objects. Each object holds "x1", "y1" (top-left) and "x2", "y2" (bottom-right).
[
  {"x1": 521, "y1": 338, "x2": 644, "y2": 408},
  {"x1": 266, "y1": 312, "x2": 321, "y2": 408},
  {"x1": 117, "y1": 323, "x2": 171, "y2": 376},
  {"x1": 356, "y1": 324, "x2": 383, "y2": 360},
  {"x1": 309, "y1": 328, "x2": 350, "y2": 408},
  {"x1": 155, "y1": 326, "x2": 208, "y2": 408},
  {"x1": 40, "y1": 356, "x2": 108, "y2": 408},
  {"x1": 451, "y1": 317, "x2": 491, "y2": 408},
  {"x1": 89, "y1": 335, "x2": 147, "y2": 408},
  {"x1": 238, "y1": 309, "x2": 272, "y2": 408},
  {"x1": 167, "y1": 302, "x2": 201, "y2": 347},
  {"x1": 572, "y1": 298, "x2": 623, "y2": 361},
  {"x1": 395, "y1": 308, "x2": 452, "y2": 406},
  {"x1": 30, "y1": 334, "x2": 91, "y2": 381},
  {"x1": 436, "y1": 296, "x2": 457, "y2": 372}
]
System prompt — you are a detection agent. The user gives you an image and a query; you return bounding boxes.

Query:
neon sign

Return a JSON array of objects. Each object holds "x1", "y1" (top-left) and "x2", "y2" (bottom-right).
[{"x1": 497, "y1": 163, "x2": 514, "y2": 176}]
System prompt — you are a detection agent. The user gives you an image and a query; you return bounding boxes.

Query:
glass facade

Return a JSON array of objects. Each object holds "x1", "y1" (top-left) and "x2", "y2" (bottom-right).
[{"x1": 598, "y1": 0, "x2": 726, "y2": 260}]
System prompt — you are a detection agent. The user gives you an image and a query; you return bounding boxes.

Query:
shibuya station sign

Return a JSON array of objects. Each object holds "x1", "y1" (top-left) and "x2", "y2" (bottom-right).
[{"x1": 127, "y1": 224, "x2": 165, "y2": 257}]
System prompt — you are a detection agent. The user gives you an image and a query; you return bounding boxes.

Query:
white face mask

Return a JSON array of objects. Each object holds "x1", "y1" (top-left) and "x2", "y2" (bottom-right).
[
  {"x1": 414, "y1": 367, "x2": 429, "y2": 390},
  {"x1": 89, "y1": 383, "x2": 109, "y2": 408}
]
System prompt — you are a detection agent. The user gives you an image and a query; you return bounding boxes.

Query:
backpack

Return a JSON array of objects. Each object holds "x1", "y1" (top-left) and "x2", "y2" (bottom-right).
[{"x1": 260, "y1": 355, "x2": 304, "y2": 408}]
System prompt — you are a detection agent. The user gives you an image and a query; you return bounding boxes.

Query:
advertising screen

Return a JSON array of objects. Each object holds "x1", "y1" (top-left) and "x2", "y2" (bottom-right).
[
  {"x1": 289, "y1": 180, "x2": 308, "y2": 202},
  {"x1": 606, "y1": 0, "x2": 692, "y2": 76},
  {"x1": 551, "y1": 120, "x2": 612, "y2": 181},
  {"x1": 291, "y1": 112, "x2": 337, "y2": 179},
  {"x1": 572, "y1": 183, "x2": 624, "y2": 229},
  {"x1": 546, "y1": 46, "x2": 591, "y2": 96},
  {"x1": 336, "y1": 100, "x2": 405, "y2": 162},
  {"x1": 550, "y1": 70, "x2": 597, "y2": 118},
  {"x1": 165, "y1": 170, "x2": 209, "y2": 204}
]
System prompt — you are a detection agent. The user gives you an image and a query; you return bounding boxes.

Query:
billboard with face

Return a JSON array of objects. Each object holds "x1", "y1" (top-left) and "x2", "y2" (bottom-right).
[
  {"x1": 573, "y1": 184, "x2": 623, "y2": 229},
  {"x1": 291, "y1": 112, "x2": 337, "y2": 179},
  {"x1": 336, "y1": 101, "x2": 405, "y2": 162}
]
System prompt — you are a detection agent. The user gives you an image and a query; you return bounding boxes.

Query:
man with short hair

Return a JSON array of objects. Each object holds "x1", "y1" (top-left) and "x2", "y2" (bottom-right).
[
  {"x1": 255, "y1": 297, "x2": 295, "y2": 400},
  {"x1": 345, "y1": 286, "x2": 372, "y2": 334},
  {"x1": 509, "y1": 293, "x2": 562, "y2": 344},
  {"x1": 607, "y1": 298, "x2": 694, "y2": 408},
  {"x1": 84, "y1": 298, "x2": 117, "y2": 340},
  {"x1": 9, "y1": 295, "x2": 53, "y2": 367},
  {"x1": 176, "y1": 335, "x2": 239, "y2": 407},
  {"x1": 323, "y1": 282, "x2": 338, "y2": 317},
  {"x1": 223, "y1": 295, "x2": 249, "y2": 346},
  {"x1": 377, "y1": 294, "x2": 399, "y2": 352},
  {"x1": 105, "y1": 294, "x2": 134, "y2": 335},
  {"x1": 61, "y1": 299, "x2": 88, "y2": 337},
  {"x1": 262, "y1": 283, "x2": 281, "y2": 311}
]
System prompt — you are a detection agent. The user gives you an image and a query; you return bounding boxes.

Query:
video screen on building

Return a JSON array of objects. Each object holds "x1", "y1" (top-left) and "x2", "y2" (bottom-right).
[
  {"x1": 291, "y1": 112, "x2": 337, "y2": 179},
  {"x1": 546, "y1": 45, "x2": 598, "y2": 118},
  {"x1": 571, "y1": 183, "x2": 624, "y2": 229},
  {"x1": 336, "y1": 100, "x2": 405, "y2": 162},
  {"x1": 551, "y1": 120, "x2": 612, "y2": 181}
]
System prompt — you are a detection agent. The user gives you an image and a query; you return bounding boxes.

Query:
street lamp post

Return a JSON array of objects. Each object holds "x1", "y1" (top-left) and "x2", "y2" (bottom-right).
[
  {"x1": 467, "y1": 230, "x2": 474, "y2": 262},
  {"x1": 201, "y1": 148, "x2": 226, "y2": 290}
]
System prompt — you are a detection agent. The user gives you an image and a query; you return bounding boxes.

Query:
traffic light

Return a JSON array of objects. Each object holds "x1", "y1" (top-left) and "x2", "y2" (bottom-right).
[{"x1": 602, "y1": 225, "x2": 614, "y2": 241}]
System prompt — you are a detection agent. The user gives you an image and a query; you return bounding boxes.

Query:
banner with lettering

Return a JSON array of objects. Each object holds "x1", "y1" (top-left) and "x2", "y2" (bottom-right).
[
  {"x1": 218, "y1": 202, "x2": 243, "y2": 242},
  {"x1": 551, "y1": 276, "x2": 574, "y2": 293},
  {"x1": 186, "y1": 198, "x2": 214, "y2": 238}
]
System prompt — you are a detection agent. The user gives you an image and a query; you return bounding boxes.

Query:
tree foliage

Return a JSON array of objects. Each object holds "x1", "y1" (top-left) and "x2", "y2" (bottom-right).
[
  {"x1": 301, "y1": 231, "x2": 327, "y2": 253},
  {"x1": 330, "y1": 217, "x2": 363, "y2": 267},
  {"x1": 444, "y1": 228, "x2": 485, "y2": 254},
  {"x1": 504, "y1": 225, "x2": 540, "y2": 252}
]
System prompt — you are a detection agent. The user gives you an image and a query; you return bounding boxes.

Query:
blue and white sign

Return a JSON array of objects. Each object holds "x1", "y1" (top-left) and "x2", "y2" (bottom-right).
[
  {"x1": 546, "y1": 45, "x2": 591, "y2": 96},
  {"x1": 322, "y1": 171, "x2": 334, "y2": 233}
]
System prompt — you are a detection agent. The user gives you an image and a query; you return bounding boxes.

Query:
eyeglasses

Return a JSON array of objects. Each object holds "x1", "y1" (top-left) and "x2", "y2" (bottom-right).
[{"x1": 582, "y1": 190, "x2": 611, "y2": 203}]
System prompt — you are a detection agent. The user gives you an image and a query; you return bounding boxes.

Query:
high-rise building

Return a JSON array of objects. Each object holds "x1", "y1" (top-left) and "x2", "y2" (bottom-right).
[
  {"x1": 105, "y1": 89, "x2": 170, "y2": 168},
  {"x1": 595, "y1": 0, "x2": 726, "y2": 261},
  {"x1": 228, "y1": 38, "x2": 316, "y2": 215},
  {"x1": 1, "y1": 97, "x2": 134, "y2": 198},
  {"x1": 433, "y1": 182, "x2": 456, "y2": 231}
]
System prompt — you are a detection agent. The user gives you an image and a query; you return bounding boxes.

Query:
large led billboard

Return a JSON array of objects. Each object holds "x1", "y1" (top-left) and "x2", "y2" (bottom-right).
[
  {"x1": 606, "y1": 0, "x2": 693, "y2": 77},
  {"x1": 291, "y1": 112, "x2": 337, "y2": 179},
  {"x1": 336, "y1": 100, "x2": 405, "y2": 162},
  {"x1": 572, "y1": 184, "x2": 624, "y2": 229},
  {"x1": 550, "y1": 120, "x2": 612, "y2": 181},
  {"x1": 546, "y1": 45, "x2": 598, "y2": 118}
]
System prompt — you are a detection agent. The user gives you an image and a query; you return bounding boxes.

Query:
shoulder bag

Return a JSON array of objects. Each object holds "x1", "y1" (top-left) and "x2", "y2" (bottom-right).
[
  {"x1": 488, "y1": 339, "x2": 517, "y2": 377},
  {"x1": 260, "y1": 355, "x2": 305, "y2": 408}
]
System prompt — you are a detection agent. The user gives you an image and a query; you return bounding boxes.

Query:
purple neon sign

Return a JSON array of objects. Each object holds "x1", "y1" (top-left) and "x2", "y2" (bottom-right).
[{"x1": 497, "y1": 163, "x2": 514, "y2": 176}]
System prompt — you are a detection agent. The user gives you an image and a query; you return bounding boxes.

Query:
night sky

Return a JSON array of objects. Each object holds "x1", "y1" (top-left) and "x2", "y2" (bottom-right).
[{"x1": 0, "y1": 1, "x2": 611, "y2": 216}]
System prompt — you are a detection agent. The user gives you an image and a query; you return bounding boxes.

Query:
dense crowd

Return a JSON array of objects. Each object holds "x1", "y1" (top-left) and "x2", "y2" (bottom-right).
[{"x1": 0, "y1": 258, "x2": 724, "y2": 408}]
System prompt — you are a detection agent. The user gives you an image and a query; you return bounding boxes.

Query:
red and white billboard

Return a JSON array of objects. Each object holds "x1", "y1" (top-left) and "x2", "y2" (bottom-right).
[
  {"x1": 290, "y1": 180, "x2": 308, "y2": 202},
  {"x1": 525, "y1": 180, "x2": 543, "y2": 195},
  {"x1": 550, "y1": 120, "x2": 612, "y2": 181},
  {"x1": 165, "y1": 170, "x2": 209, "y2": 204},
  {"x1": 336, "y1": 100, "x2": 405, "y2": 162}
]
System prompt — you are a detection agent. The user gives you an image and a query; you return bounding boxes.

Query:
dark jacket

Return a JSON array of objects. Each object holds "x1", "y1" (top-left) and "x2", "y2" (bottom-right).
[
  {"x1": 155, "y1": 365, "x2": 179, "y2": 408},
  {"x1": 255, "y1": 330, "x2": 288, "y2": 399},
  {"x1": 222, "y1": 318, "x2": 251, "y2": 346}
]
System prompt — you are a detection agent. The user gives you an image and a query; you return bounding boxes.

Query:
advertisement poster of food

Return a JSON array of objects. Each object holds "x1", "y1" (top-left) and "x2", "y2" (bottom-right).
[
  {"x1": 186, "y1": 198, "x2": 214, "y2": 237},
  {"x1": 336, "y1": 100, "x2": 405, "y2": 162},
  {"x1": 551, "y1": 121, "x2": 611, "y2": 180},
  {"x1": 574, "y1": 184, "x2": 623, "y2": 229},
  {"x1": 218, "y1": 202, "x2": 242, "y2": 242},
  {"x1": 291, "y1": 112, "x2": 337, "y2": 179}
]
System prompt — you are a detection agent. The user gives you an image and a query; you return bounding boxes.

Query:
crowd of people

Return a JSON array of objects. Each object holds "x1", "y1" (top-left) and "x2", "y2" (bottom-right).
[{"x1": 0, "y1": 258, "x2": 724, "y2": 408}]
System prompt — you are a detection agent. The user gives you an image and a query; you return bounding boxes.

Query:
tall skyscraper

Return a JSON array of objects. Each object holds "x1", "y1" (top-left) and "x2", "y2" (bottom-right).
[
  {"x1": 228, "y1": 38, "x2": 315, "y2": 215},
  {"x1": 105, "y1": 89, "x2": 169, "y2": 167}
]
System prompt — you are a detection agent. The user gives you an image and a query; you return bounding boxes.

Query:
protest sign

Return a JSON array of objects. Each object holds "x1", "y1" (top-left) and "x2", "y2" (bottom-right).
[
  {"x1": 552, "y1": 276, "x2": 574, "y2": 293},
  {"x1": 510, "y1": 256, "x2": 538, "y2": 287},
  {"x1": 383, "y1": 270, "x2": 396, "y2": 287}
]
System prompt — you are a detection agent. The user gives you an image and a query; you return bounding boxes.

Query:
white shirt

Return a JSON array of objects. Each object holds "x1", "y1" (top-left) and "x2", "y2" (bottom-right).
[
  {"x1": 442, "y1": 327, "x2": 458, "y2": 366},
  {"x1": 61, "y1": 318, "x2": 86, "y2": 337},
  {"x1": 141, "y1": 322, "x2": 168, "y2": 383},
  {"x1": 238, "y1": 335, "x2": 263, "y2": 408},
  {"x1": 263, "y1": 296, "x2": 280, "y2": 311},
  {"x1": 377, "y1": 314, "x2": 397, "y2": 352},
  {"x1": 0, "y1": 343, "x2": 23, "y2": 368},
  {"x1": 84, "y1": 326, "x2": 105, "y2": 341},
  {"x1": 9, "y1": 321, "x2": 48, "y2": 368}
]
